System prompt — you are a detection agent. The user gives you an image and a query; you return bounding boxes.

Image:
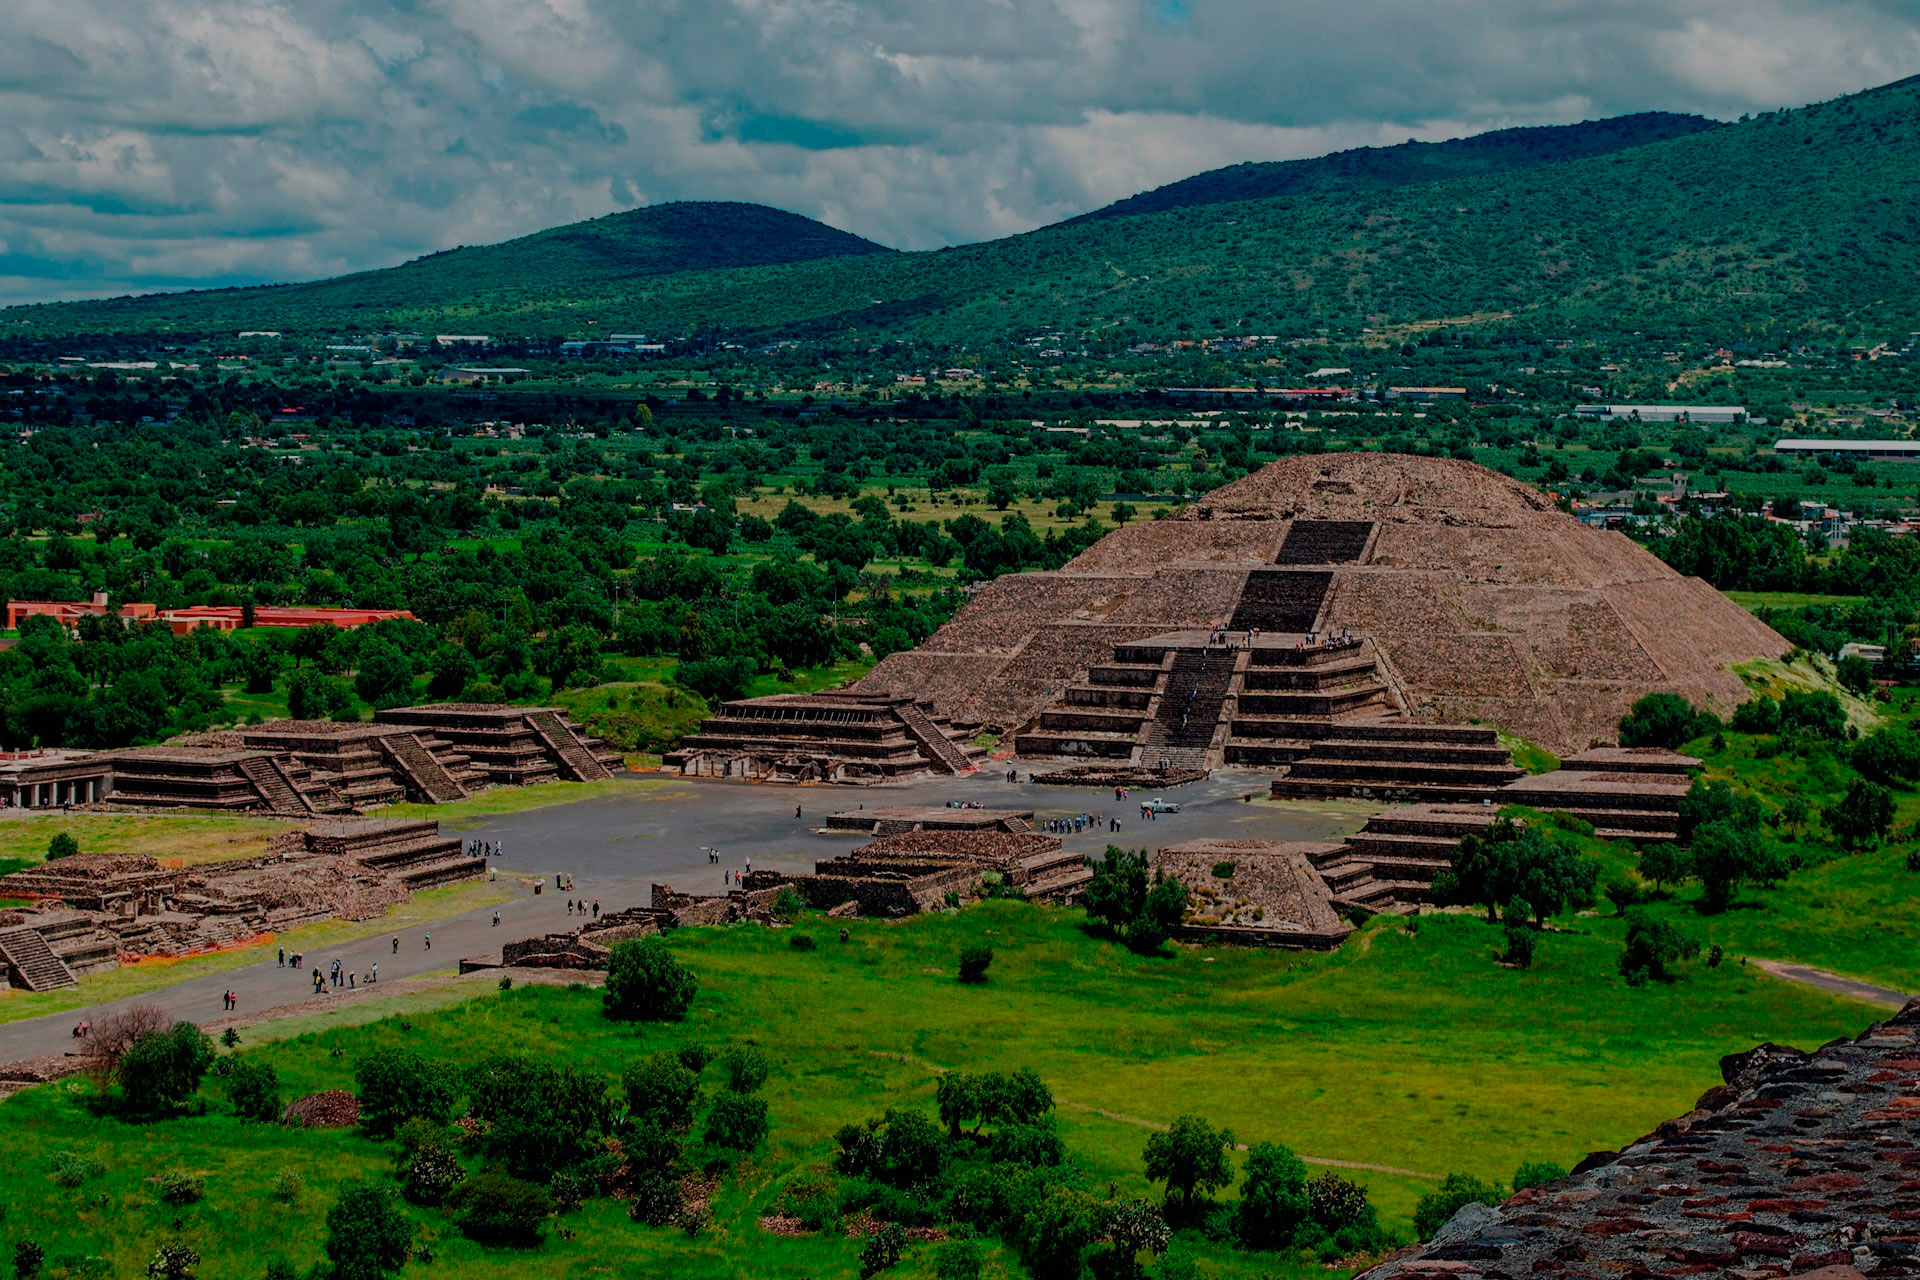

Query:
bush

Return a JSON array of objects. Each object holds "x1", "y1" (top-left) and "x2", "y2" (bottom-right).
[
  {"x1": 990, "y1": 1117, "x2": 1067, "y2": 1168},
  {"x1": 933, "y1": 1239, "x2": 986, "y2": 1280},
  {"x1": 1851, "y1": 727, "x2": 1920, "y2": 787},
  {"x1": 158, "y1": 1170, "x2": 205, "y2": 1205},
  {"x1": 273, "y1": 1170, "x2": 304, "y2": 1204},
  {"x1": 603, "y1": 936, "x2": 698, "y2": 1022},
  {"x1": 629, "y1": 1172, "x2": 684, "y2": 1226},
  {"x1": 789, "y1": 933, "x2": 817, "y2": 951},
  {"x1": 859, "y1": 1223, "x2": 909, "y2": 1278},
  {"x1": 1827, "y1": 777, "x2": 1895, "y2": 851},
  {"x1": 144, "y1": 1244, "x2": 200, "y2": 1280},
  {"x1": 703, "y1": 1091, "x2": 770, "y2": 1152},
  {"x1": 1512, "y1": 1161, "x2": 1565, "y2": 1192},
  {"x1": 1503, "y1": 921, "x2": 1535, "y2": 969},
  {"x1": 324, "y1": 1180, "x2": 413, "y2": 1280},
  {"x1": 1305, "y1": 1171, "x2": 1373, "y2": 1231},
  {"x1": 13, "y1": 1242, "x2": 44, "y2": 1280},
  {"x1": 957, "y1": 944, "x2": 994, "y2": 984},
  {"x1": 50, "y1": 1151, "x2": 103, "y2": 1187},
  {"x1": 623, "y1": 1053, "x2": 702, "y2": 1131},
  {"x1": 46, "y1": 832, "x2": 78, "y2": 860},
  {"x1": 355, "y1": 1048, "x2": 454, "y2": 1138},
  {"x1": 450, "y1": 1171, "x2": 552, "y2": 1247},
  {"x1": 676, "y1": 1043, "x2": 713, "y2": 1075},
  {"x1": 772, "y1": 886, "x2": 806, "y2": 921},
  {"x1": 1235, "y1": 1141, "x2": 1310, "y2": 1248},
  {"x1": 1414, "y1": 1173, "x2": 1504, "y2": 1239},
  {"x1": 548, "y1": 1171, "x2": 589, "y2": 1213},
  {"x1": 401, "y1": 1144, "x2": 466, "y2": 1206},
  {"x1": 778, "y1": 1175, "x2": 842, "y2": 1232},
  {"x1": 220, "y1": 1056, "x2": 281, "y2": 1122},
  {"x1": 1143, "y1": 1115, "x2": 1235, "y2": 1211},
  {"x1": 1619, "y1": 692, "x2": 1713, "y2": 749},
  {"x1": 719, "y1": 1045, "x2": 770, "y2": 1095},
  {"x1": 118, "y1": 1023, "x2": 215, "y2": 1119},
  {"x1": 1620, "y1": 908, "x2": 1700, "y2": 985}
]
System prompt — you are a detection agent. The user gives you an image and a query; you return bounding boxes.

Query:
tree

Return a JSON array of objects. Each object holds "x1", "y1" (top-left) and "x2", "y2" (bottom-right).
[
  {"x1": 603, "y1": 937, "x2": 698, "y2": 1022},
  {"x1": 220, "y1": 1055, "x2": 281, "y2": 1121},
  {"x1": 623, "y1": 1053, "x2": 701, "y2": 1130},
  {"x1": 117, "y1": 1022, "x2": 215, "y2": 1118},
  {"x1": 957, "y1": 943, "x2": 993, "y2": 983},
  {"x1": 46, "y1": 832, "x2": 78, "y2": 860},
  {"x1": 1512, "y1": 1161, "x2": 1565, "y2": 1192},
  {"x1": 859, "y1": 1222, "x2": 909, "y2": 1278},
  {"x1": 287, "y1": 666, "x2": 354, "y2": 721},
  {"x1": 238, "y1": 642, "x2": 281, "y2": 695},
  {"x1": 1638, "y1": 842, "x2": 1692, "y2": 891},
  {"x1": 1306, "y1": 1172, "x2": 1373, "y2": 1231},
  {"x1": 1092, "y1": 1199, "x2": 1170, "y2": 1280},
  {"x1": 1691, "y1": 818, "x2": 1788, "y2": 909},
  {"x1": 1827, "y1": 777, "x2": 1895, "y2": 851},
  {"x1": 1082, "y1": 846, "x2": 1149, "y2": 936},
  {"x1": 354, "y1": 641, "x2": 415, "y2": 709},
  {"x1": 702, "y1": 1091, "x2": 770, "y2": 1152},
  {"x1": 1236, "y1": 1141, "x2": 1311, "y2": 1248},
  {"x1": 354, "y1": 1048, "x2": 454, "y2": 1138},
  {"x1": 1432, "y1": 818, "x2": 1597, "y2": 925},
  {"x1": 1142, "y1": 1114, "x2": 1235, "y2": 1212},
  {"x1": 1619, "y1": 908, "x2": 1700, "y2": 985},
  {"x1": 1676, "y1": 777, "x2": 1763, "y2": 842},
  {"x1": 449, "y1": 1171, "x2": 552, "y2": 1247},
  {"x1": 1619, "y1": 692, "x2": 1710, "y2": 749},
  {"x1": 324, "y1": 1180, "x2": 414, "y2": 1280},
  {"x1": 1838, "y1": 653, "x2": 1876, "y2": 698},
  {"x1": 401, "y1": 1144, "x2": 465, "y2": 1206},
  {"x1": 718, "y1": 1044, "x2": 769, "y2": 1094},
  {"x1": 1414, "y1": 1173, "x2": 1504, "y2": 1239}
]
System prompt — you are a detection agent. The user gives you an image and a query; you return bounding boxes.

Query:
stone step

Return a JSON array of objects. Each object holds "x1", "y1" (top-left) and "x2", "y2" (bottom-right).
[{"x1": 0, "y1": 927, "x2": 78, "y2": 991}]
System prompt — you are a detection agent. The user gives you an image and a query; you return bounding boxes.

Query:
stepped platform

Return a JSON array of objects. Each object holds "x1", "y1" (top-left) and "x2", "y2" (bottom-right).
[
  {"x1": 667, "y1": 693, "x2": 983, "y2": 784},
  {"x1": 1555, "y1": 746, "x2": 1701, "y2": 776},
  {"x1": 824, "y1": 806, "x2": 1035, "y2": 835},
  {"x1": 375, "y1": 705, "x2": 620, "y2": 786},
  {"x1": 1269, "y1": 721, "x2": 1521, "y2": 802},
  {"x1": 1027, "y1": 764, "x2": 1210, "y2": 788},
  {"x1": 102, "y1": 748, "x2": 286, "y2": 812},
  {"x1": 0, "y1": 925, "x2": 77, "y2": 990},
  {"x1": 1151, "y1": 839, "x2": 1352, "y2": 949}
]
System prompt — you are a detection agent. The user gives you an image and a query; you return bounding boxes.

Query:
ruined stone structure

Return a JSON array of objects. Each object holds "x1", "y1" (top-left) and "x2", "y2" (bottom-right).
[
  {"x1": 852, "y1": 454, "x2": 1785, "y2": 769},
  {"x1": 1362, "y1": 1002, "x2": 1920, "y2": 1280},
  {"x1": 0, "y1": 818, "x2": 482, "y2": 986},
  {"x1": 664, "y1": 693, "x2": 986, "y2": 782},
  {"x1": 824, "y1": 806, "x2": 1035, "y2": 835},
  {"x1": 1151, "y1": 840, "x2": 1353, "y2": 948}
]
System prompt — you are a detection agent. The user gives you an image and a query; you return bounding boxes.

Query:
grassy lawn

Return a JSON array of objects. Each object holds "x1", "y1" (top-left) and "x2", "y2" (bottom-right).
[
  {"x1": 0, "y1": 812, "x2": 299, "y2": 869},
  {"x1": 0, "y1": 899, "x2": 1872, "y2": 1279},
  {"x1": 380, "y1": 777, "x2": 679, "y2": 827},
  {"x1": 0, "y1": 878, "x2": 519, "y2": 1027},
  {"x1": 1723, "y1": 591, "x2": 1867, "y2": 610}
]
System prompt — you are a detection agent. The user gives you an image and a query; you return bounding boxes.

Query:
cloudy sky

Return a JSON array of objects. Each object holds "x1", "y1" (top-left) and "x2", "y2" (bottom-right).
[{"x1": 2, "y1": 0, "x2": 1919, "y2": 305}]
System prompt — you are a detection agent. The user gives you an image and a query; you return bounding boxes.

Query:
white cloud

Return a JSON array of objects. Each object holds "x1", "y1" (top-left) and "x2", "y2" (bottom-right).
[{"x1": 0, "y1": 0, "x2": 1917, "y2": 305}]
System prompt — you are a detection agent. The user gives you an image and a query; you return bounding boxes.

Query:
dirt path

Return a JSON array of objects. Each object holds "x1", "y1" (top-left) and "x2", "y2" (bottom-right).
[
  {"x1": 860, "y1": 1049, "x2": 1440, "y2": 1180},
  {"x1": 1749, "y1": 959, "x2": 1911, "y2": 1009}
]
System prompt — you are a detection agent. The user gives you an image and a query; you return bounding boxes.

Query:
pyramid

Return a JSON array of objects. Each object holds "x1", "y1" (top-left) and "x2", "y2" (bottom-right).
[{"x1": 850, "y1": 453, "x2": 1786, "y2": 757}]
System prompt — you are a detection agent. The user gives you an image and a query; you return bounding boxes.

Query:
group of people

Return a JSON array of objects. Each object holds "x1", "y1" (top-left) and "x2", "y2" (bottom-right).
[
  {"x1": 309, "y1": 957, "x2": 379, "y2": 994},
  {"x1": 945, "y1": 800, "x2": 990, "y2": 810},
  {"x1": 1300, "y1": 630, "x2": 1357, "y2": 650},
  {"x1": 723, "y1": 856, "x2": 754, "y2": 886},
  {"x1": 1206, "y1": 625, "x2": 1261, "y2": 648},
  {"x1": 565, "y1": 899, "x2": 600, "y2": 918},
  {"x1": 1046, "y1": 812, "x2": 1119, "y2": 834},
  {"x1": 464, "y1": 838, "x2": 502, "y2": 860}
]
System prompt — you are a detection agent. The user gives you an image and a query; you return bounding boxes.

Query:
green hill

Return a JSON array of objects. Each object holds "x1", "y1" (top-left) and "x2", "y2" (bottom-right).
[
  {"x1": 1059, "y1": 112, "x2": 1718, "y2": 224},
  {"x1": 13, "y1": 77, "x2": 1920, "y2": 345}
]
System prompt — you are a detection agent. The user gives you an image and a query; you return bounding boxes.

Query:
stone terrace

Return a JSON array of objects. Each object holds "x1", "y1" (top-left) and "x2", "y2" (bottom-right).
[
  {"x1": 824, "y1": 806, "x2": 1036, "y2": 835},
  {"x1": 1152, "y1": 839, "x2": 1353, "y2": 949},
  {"x1": 1360, "y1": 1001, "x2": 1920, "y2": 1280},
  {"x1": 666, "y1": 693, "x2": 985, "y2": 783}
]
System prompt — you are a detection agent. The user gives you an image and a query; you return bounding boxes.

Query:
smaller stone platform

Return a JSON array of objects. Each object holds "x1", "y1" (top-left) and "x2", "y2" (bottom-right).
[
  {"x1": 1029, "y1": 765, "x2": 1210, "y2": 788},
  {"x1": 1152, "y1": 839, "x2": 1352, "y2": 949},
  {"x1": 824, "y1": 806, "x2": 1035, "y2": 835}
]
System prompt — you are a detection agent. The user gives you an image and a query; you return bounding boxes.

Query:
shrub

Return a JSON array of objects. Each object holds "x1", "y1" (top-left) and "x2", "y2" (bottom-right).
[
  {"x1": 933, "y1": 1239, "x2": 986, "y2": 1280},
  {"x1": 158, "y1": 1170, "x2": 205, "y2": 1205},
  {"x1": 144, "y1": 1244, "x2": 199, "y2": 1280},
  {"x1": 1414, "y1": 1173, "x2": 1504, "y2": 1239},
  {"x1": 1512, "y1": 1161, "x2": 1565, "y2": 1192},
  {"x1": 1619, "y1": 692, "x2": 1712, "y2": 749},
  {"x1": 1827, "y1": 778, "x2": 1895, "y2": 851},
  {"x1": 703, "y1": 1091, "x2": 770, "y2": 1152},
  {"x1": 1620, "y1": 908, "x2": 1700, "y2": 985},
  {"x1": 859, "y1": 1223, "x2": 909, "y2": 1278},
  {"x1": 1503, "y1": 921, "x2": 1535, "y2": 969},
  {"x1": 50, "y1": 1151, "x2": 103, "y2": 1187},
  {"x1": 628, "y1": 1172, "x2": 683, "y2": 1226},
  {"x1": 1851, "y1": 727, "x2": 1920, "y2": 787},
  {"x1": 220, "y1": 1056, "x2": 281, "y2": 1122},
  {"x1": 719, "y1": 1044, "x2": 770, "y2": 1095},
  {"x1": 957, "y1": 943, "x2": 993, "y2": 984},
  {"x1": 1305, "y1": 1171, "x2": 1373, "y2": 1231},
  {"x1": 789, "y1": 933, "x2": 817, "y2": 951},
  {"x1": 117, "y1": 1023, "x2": 216, "y2": 1119},
  {"x1": 675, "y1": 1043, "x2": 713, "y2": 1075},
  {"x1": 46, "y1": 832, "x2": 78, "y2": 860},
  {"x1": 623, "y1": 1054, "x2": 701, "y2": 1131},
  {"x1": 1210, "y1": 861, "x2": 1235, "y2": 879},
  {"x1": 401, "y1": 1144, "x2": 466, "y2": 1206},
  {"x1": 450, "y1": 1171, "x2": 552, "y2": 1247},
  {"x1": 603, "y1": 936, "x2": 698, "y2": 1022},
  {"x1": 772, "y1": 886, "x2": 806, "y2": 921},
  {"x1": 324, "y1": 1180, "x2": 413, "y2": 1280},
  {"x1": 1235, "y1": 1141, "x2": 1311, "y2": 1248},
  {"x1": 548, "y1": 1172, "x2": 589, "y2": 1213},
  {"x1": 1692, "y1": 819, "x2": 1789, "y2": 910},
  {"x1": 779, "y1": 1175, "x2": 841, "y2": 1232},
  {"x1": 13, "y1": 1242, "x2": 44, "y2": 1280},
  {"x1": 273, "y1": 1170, "x2": 304, "y2": 1204},
  {"x1": 990, "y1": 1118, "x2": 1067, "y2": 1168},
  {"x1": 1094, "y1": 1198, "x2": 1171, "y2": 1278},
  {"x1": 1907, "y1": 848, "x2": 1920, "y2": 873},
  {"x1": 1601, "y1": 876, "x2": 1645, "y2": 913},
  {"x1": 354, "y1": 1048, "x2": 453, "y2": 1138}
]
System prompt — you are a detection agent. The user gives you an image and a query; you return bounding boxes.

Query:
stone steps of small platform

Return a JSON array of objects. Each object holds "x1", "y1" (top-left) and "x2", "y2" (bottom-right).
[
  {"x1": 1281, "y1": 759, "x2": 1523, "y2": 788},
  {"x1": 1024, "y1": 867, "x2": 1092, "y2": 902},
  {"x1": 1316, "y1": 856, "x2": 1450, "y2": 894},
  {"x1": 0, "y1": 927, "x2": 78, "y2": 990},
  {"x1": 1064, "y1": 686, "x2": 1153, "y2": 710},
  {"x1": 396, "y1": 855, "x2": 488, "y2": 890},
  {"x1": 1332, "y1": 878, "x2": 1430, "y2": 912}
]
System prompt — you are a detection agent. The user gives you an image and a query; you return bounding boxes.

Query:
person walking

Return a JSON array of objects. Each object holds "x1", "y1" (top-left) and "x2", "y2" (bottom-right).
[
  {"x1": 348, "y1": 972, "x2": 355, "y2": 990},
  {"x1": 371, "y1": 963, "x2": 378, "y2": 983},
  {"x1": 392, "y1": 936, "x2": 399, "y2": 954},
  {"x1": 277, "y1": 947, "x2": 285, "y2": 968},
  {"x1": 795, "y1": 803, "x2": 802, "y2": 819},
  {"x1": 493, "y1": 910, "x2": 501, "y2": 927},
  {"x1": 423, "y1": 933, "x2": 431, "y2": 950},
  {"x1": 592, "y1": 901, "x2": 600, "y2": 919}
]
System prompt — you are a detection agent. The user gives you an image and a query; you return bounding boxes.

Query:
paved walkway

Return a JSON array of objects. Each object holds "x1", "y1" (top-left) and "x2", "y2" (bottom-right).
[
  {"x1": 0, "y1": 764, "x2": 1356, "y2": 1066},
  {"x1": 1749, "y1": 958, "x2": 1912, "y2": 1009}
]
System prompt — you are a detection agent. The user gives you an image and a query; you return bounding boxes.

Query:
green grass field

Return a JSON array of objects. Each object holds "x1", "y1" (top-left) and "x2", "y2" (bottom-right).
[
  {"x1": 0, "y1": 812, "x2": 298, "y2": 869},
  {"x1": 1723, "y1": 591, "x2": 1868, "y2": 610},
  {"x1": 0, "y1": 898, "x2": 1873, "y2": 1280}
]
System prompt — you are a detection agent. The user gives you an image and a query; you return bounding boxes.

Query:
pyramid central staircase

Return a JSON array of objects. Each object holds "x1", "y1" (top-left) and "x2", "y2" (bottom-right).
[{"x1": 0, "y1": 925, "x2": 78, "y2": 991}]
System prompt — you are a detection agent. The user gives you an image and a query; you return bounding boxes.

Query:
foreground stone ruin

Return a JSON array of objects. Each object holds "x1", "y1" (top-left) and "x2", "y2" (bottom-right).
[
  {"x1": 0, "y1": 704, "x2": 618, "y2": 818},
  {"x1": 1362, "y1": 1000, "x2": 1920, "y2": 1280},
  {"x1": 0, "y1": 818, "x2": 481, "y2": 988},
  {"x1": 664, "y1": 692, "x2": 985, "y2": 782},
  {"x1": 1151, "y1": 839, "x2": 1352, "y2": 948},
  {"x1": 846, "y1": 454, "x2": 1785, "y2": 777}
]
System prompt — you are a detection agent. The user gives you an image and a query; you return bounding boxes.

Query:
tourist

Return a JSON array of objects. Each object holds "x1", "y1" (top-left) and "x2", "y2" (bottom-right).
[
  {"x1": 277, "y1": 947, "x2": 285, "y2": 968},
  {"x1": 566, "y1": 899, "x2": 574, "y2": 916},
  {"x1": 392, "y1": 936, "x2": 399, "y2": 954},
  {"x1": 795, "y1": 804, "x2": 803, "y2": 819},
  {"x1": 423, "y1": 933, "x2": 431, "y2": 950},
  {"x1": 370, "y1": 964, "x2": 378, "y2": 982},
  {"x1": 347, "y1": 972, "x2": 355, "y2": 989},
  {"x1": 592, "y1": 901, "x2": 599, "y2": 918},
  {"x1": 493, "y1": 910, "x2": 501, "y2": 927}
]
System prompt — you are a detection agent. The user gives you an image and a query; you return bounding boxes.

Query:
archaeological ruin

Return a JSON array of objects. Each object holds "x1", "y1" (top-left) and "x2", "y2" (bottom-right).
[
  {"x1": 0, "y1": 704, "x2": 619, "y2": 818},
  {"x1": 778, "y1": 453, "x2": 1788, "y2": 789},
  {"x1": 663, "y1": 692, "x2": 986, "y2": 782}
]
